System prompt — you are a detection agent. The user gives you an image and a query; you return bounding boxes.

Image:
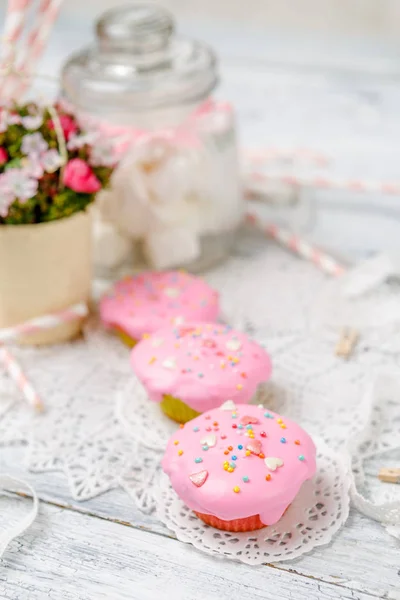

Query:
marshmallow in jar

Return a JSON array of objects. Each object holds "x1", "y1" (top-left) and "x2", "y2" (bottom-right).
[{"x1": 61, "y1": 4, "x2": 243, "y2": 273}]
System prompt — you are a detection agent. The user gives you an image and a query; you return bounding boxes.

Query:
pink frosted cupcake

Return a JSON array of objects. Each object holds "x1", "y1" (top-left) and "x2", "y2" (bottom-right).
[
  {"x1": 131, "y1": 323, "x2": 272, "y2": 422},
  {"x1": 162, "y1": 403, "x2": 316, "y2": 532},
  {"x1": 99, "y1": 271, "x2": 219, "y2": 347}
]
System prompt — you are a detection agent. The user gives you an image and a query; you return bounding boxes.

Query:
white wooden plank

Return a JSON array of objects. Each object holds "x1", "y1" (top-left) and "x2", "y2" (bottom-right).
[
  {"x1": 1, "y1": 447, "x2": 400, "y2": 599},
  {"x1": 0, "y1": 496, "x2": 385, "y2": 600}
]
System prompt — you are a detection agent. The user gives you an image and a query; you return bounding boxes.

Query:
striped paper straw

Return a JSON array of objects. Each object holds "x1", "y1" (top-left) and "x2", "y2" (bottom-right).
[
  {"x1": 6, "y1": 0, "x2": 64, "y2": 99},
  {"x1": 246, "y1": 171, "x2": 400, "y2": 197},
  {"x1": 0, "y1": 346, "x2": 43, "y2": 412},
  {"x1": 0, "y1": 302, "x2": 88, "y2": 343},
  {"x1": 0, "y1": 0, "x2": 33, "y2": 96},
  {"x1": 245, "y1": 148, "x2": 329, "y2": 167},
  {"x1": 246, "y1": 213, "x2": 346, "y2": 277}
]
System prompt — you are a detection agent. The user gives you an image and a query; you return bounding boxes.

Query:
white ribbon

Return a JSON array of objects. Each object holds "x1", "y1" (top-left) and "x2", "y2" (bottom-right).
[
  {"x1": 348, "y1": 372, "x2": 400, "y2": 540},
  {"x1": 0, "y1": 475, "x2": 39, "y2": 558}
]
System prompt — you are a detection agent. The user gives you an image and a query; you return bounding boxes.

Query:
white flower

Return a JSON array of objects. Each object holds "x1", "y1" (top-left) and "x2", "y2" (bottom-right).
[
  {"x1": 1, "y1": 169, "x2": 38, "y2": 202},
  {"x1": 21, "y1": 156, "x2": 44, "y2": 179},
  {"x1": 0, "y1": 174, "x2": 14, "y2": 217},
  {"x1": 41, "y1": 149, "x2": 64, "y2": 173},
  {"x1": 7, "y1": 113, "x2": 21, "y2": 125},
  {"x1": 0, "y1": 111, "x2": 8, "y2": 133},
  {"x1": 21, "y1": 114, "x2": 43, "y2": 130},
  {"x1": 67, "y1": 131, "x2": 98, "y2": 151},
  {"x1": 21, "y1": 132, "x2": 48, "y2": 157},
  {"x1": 90, "y1": 141, "x2": 115, "y2": 167}
]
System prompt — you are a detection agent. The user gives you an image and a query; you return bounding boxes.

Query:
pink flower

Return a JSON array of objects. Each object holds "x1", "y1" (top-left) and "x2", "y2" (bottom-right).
[
  {"x1": 63, "y1": 158, "x2": 101, "y2": 194},
  {"x1": 0, "y1": 147, "x2": 8, "y2": 165},
  {"x1": 48, "y1": 114, "x2": 78, "y2": 140}
]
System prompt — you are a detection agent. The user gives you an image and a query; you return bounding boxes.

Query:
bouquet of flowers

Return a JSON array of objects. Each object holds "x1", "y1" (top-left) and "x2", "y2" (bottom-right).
[{"x1": 0, "y1": 102, "x2": 114, "y2": 225}]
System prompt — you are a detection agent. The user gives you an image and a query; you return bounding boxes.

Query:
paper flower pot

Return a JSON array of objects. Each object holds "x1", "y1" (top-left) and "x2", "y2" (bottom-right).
[{"x1": 0, "y1": 211, "x2": 92, "y2": 345}]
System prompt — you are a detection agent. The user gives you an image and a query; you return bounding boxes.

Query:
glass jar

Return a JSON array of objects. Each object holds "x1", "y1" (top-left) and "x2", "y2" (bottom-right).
[{"x1": 61, "y1": 3, "x2": 243, "y2": 274}]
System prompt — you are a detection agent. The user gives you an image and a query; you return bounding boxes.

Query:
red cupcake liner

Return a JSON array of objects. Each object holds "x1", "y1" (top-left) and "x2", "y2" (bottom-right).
[{"x1": 194, "y1": 511, "x2": 267, "y2": 532}]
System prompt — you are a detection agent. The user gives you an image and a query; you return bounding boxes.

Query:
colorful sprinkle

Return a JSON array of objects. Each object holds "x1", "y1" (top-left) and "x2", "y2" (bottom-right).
[
  {"x1": 294, "y1": 440, "x2": 300, "y2": 445},
  {"x1": 162, "y1": 357, "x2": 176, "y2": 369},
  {"x1": 173, "y1": 440, "x2": 179, "y2": 445},
  {"x1": 232, "y1": 455, "x2": 238, "y2": 460},
  {"x1": 189, "y1": 470, "x2": 208, "y2": 487},
  {"x1": 265, "y1": 457, "x2": 284, "y2": 470},
  {"x1": 246, "y1": 424, "x2": 253, "y2": 430},
  {"x1": 264, "y1": 412, "x2": 273, "y2": 418},
  {"x1": 277, "y1": 418, "x2": 283, "y2": 424},
  {"x1": 238, "y1": 424, "x2": 244, "y2": 429},
  {"x1": 227, "y1": 467, "x2": 234, "y2": 473},
  {"x1": 228, "y1": 446, "x2": 233, "y2": 451},
  {"x1": 230, "y1": 462, "x2": 236, "y2": 469},
  {"x1": 202, "y1": 445, "x2": 209, "y2": 451},
  {"x1": 200, "y1": 434, "x2": 216, "y2": 448},
  {"x1": 236, "y1": 384, "x2": 243, "y2": 390},
  {"x1": 246, "y1": 439, "x2": 262, "y2": 455},
  {"x1": 245, "y1": 450, "x2": 251, "y2": 456},
  {"x1": 260, "y1": 431, "x2": 267, "y2": 437},
  {"x1": 149, "y1": 356, "x2": 157, "y2": 364},
  {"x1": 232, "y1": 424, "x2": 237, "y2": 429},
  {"x1": 178, "y1": 450, "x2": 183, "y2": 456},
  {"x1": 280, "y1": 437, "x2": 287, "y2": 443},
  {"x1": 241, "y1": 416, "x2": 259, "y2": 425},
  {"x1": 242, "y1": 475, "x2": 249, "y2": 483},
  {"x1": 224, "y1": 450, "x2": 229, "y2": 455},
  {"x1": 280, "y1": 424, "x2": 287, "y2": 429},
  {"x1": 259, "y1": 453, "x2": 265, "y2": 459},
  {"x1": 233, "y1": 486, "x2": 241, "y2": 493},
  {"x1": 265, "y1": 474, "x2": 271, "y2": 481},
  {"x1": 194, "y1": 457, "x2": 203, "y2": 463},
  {"x1": 198, "y1": 373, "x2": 204, "y2": 378},
  {"x1": 238, "y1": 444, "x2": 243, "y2": 450},
  {"x1": 220, "y1": 400, "x2": 236, "y2": 411},
  {"x1": 298, "y1": 455, "x2": 305, "y2": 461}
]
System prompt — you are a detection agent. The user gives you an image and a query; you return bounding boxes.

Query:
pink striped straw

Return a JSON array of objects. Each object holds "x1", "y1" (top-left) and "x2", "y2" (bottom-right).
[
  {"x1": 246, "y1": 212, "x2": 346, "y2": 277},
  {"x1": 0, "y1": 346, "x2": 44, "y2": 412},
  {"x1": 247, "y1": 171, "x2": 400, "y2": 197},
  {"x1": 0, "y1": 0, "x2": 33, "y2": 97},
  {"x1": 8, "y1": 0, "x2": 64, "y2": 99},
  {"x1": 0, "y1": 302, "x2": 88, "y2": 343},
  {"x1": 245, "y1": 148, "x2": 330, "y2": 167}
]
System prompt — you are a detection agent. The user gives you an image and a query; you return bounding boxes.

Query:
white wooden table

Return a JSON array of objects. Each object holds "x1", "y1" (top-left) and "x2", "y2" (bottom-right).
[{"x1": 1, "y1": 10, "x2": 400, "y2": 599}]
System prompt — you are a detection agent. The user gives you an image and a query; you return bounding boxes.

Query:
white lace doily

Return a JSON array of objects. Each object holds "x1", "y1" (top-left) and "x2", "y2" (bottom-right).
[
  {"x1": 1, "y1": 237, "x2": 400, "y2": 545},
  {"x1": 156, "y1": 439, "x2": 351, "y2": 565}
]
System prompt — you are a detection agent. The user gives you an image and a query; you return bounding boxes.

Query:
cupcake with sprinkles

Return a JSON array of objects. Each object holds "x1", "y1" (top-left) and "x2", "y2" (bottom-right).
[
  {"x1": 162, "y1": 403, "x2": 316, "y2": 532},
  {"x1": 100, "y1": 271, "x2": 219, "y2": 347},
  {"x1": 131, "y1": 323, "x2": 272, "y2": 422}
]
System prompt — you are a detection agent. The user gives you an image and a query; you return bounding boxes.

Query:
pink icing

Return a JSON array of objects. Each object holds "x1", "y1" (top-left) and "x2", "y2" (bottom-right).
[
  {"x1": 100, "y1": 271, "x2": 219, "y2": 340},
  {"x1": 162, "y1": 404, "x2": 316, "y2": 524},
  {"x1": 130, "y1": 323, "x2": 272, "y2": 412}
]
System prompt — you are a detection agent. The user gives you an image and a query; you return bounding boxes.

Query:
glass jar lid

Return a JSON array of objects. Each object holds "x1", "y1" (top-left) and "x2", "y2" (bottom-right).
[{"x1": 61, "y1": 3, "x2": 218, "y2": 114}]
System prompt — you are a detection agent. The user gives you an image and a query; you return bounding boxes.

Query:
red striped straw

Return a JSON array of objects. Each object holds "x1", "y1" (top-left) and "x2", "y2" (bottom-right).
[
  {"x1": 246, "y1": 212, "x2": 346, "y2": 277},
  {"x1": 0, "y1": 346, "x2": 44, "y2": 412},
  {"x1": 8, "y1": 0, "x2": 64, "y2": 99},
  {"x1": 0, "y1": 302, "x2": 88, "y2": 343}
]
